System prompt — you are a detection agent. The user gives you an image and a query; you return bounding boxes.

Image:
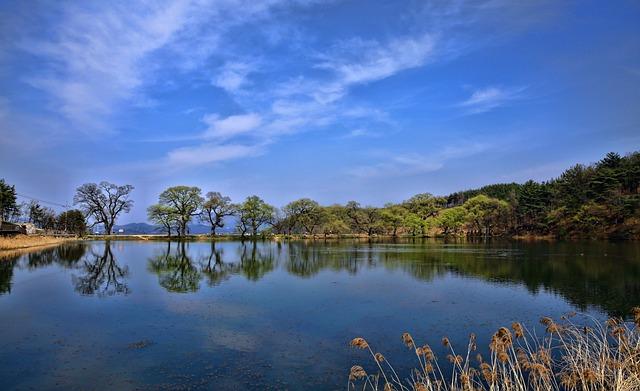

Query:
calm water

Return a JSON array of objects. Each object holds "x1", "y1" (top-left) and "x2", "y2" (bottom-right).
[{"x1": 1, "y1": 239, "x2": 639, "y2": 390}]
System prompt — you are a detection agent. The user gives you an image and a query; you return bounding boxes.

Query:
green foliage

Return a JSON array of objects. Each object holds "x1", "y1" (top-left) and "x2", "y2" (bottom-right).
[
  {"x1": 158, "y1": 186, "x2": 203, "y2": 236},
  {"x1": 237, "y1": 195, "x2": 275, "y2": 236},
  {"x1": 282, "y1": 198, "x2": 325, "y2": 234},
  {"x1": 201, "y1": 192, "x2": 235, "y2": 235},
  {"x1": 463, "y1": 195, "x2": 511, "y2": 236},
  {"x1": 57, "y1": 209, "x2": 87, "y2": 235},
  {"x1": 432, "y1": 206, "x2": 467, "y2": 235},
  {"x1": 140, "y1": 150, "x2": 639, "y2": 239},
  {"x1": 0, "y1": 179, "x2": 19, "y2": 222},
  {"x1": 147, "y1": 204, "x2": 178, "y2": 236}
]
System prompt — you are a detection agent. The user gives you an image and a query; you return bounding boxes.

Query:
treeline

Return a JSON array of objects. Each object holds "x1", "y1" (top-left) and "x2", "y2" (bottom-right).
[
  {"x1": 144, "y1": 151, "x2": 639, "y2": 239},
  {"x1": 0, "y1": 179, "x2": 86, "y2": 235},
  {"x1": 1, "y1": 151, "x2": 638, "y2": 239}
]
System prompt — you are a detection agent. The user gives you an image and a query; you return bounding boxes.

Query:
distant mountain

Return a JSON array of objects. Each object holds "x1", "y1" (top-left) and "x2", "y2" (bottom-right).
[{"x1": 109, "y1": 220, "x2": 236, "y2": 235}]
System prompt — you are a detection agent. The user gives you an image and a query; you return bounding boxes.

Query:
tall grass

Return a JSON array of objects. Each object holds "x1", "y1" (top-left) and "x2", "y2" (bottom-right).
[
  {"x1": 0, "y1": 235, "x2": 70, "y2": 251},
  {"x1": 348, "y1": 309, "x2": 640, "y2": 390}
]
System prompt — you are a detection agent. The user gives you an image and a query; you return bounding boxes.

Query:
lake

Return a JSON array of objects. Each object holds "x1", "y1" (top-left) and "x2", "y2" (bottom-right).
[{"x1": 1, "y1": 239, "x2": 639, "y2": 390}]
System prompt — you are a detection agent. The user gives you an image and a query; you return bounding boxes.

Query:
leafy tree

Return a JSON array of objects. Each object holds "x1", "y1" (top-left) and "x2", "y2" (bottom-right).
[
  {"x1": 344, "y1": 201, "x2": 383, "y2": 236},
  {"x1": 0, "y1": 179, "x2": 19, "y2": 222},
  {"x1": 201, "y1": 192, "x2": 236, "y2": 235},
  {"x1": 463, "y1": 195, "x2": 511, "y2": 236},
  {"x1": 57, "y1": 209, "x2": 87, "y2": 235},
  {"x1": 319, "y1": 205, "x2": 350, "y2": 237},
  {"x1": 380, "y1": 204, "x2": 406, "y2": 236},
  {"x1": 74, "y1": 182, "x2": 134, "y2": 235},
  {"x1": 147, "y1": 204, "x2": 178, "y2": 237},
  {"x1": 403, "y1": 193, "x2": 445, "y2": 220},
  {"x1": 158, "y1": 186, "x2": 203, "y2": 237},
  {"x1": 282, "y1": 198, "x2": 325, "y2": 235},
  {"x1": 403, "y1": 212, "x2": 425, "y2": 236},
  {"x1": 434, "y1": 206, "x2": 467, "y2": 235},
  {"x1": 236, "y1": 195, "x2": 275, "y2": 237}
]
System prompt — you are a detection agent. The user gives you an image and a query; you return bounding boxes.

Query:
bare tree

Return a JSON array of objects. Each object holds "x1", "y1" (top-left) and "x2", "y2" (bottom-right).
[{"x1": 74, "y1": 182, "x2": 134, "y2": 235}]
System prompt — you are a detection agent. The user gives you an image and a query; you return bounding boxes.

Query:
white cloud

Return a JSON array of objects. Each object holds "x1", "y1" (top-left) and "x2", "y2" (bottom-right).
[
  {"x1": 321, "y1": 34, "x2": 436, "y2": 86},
  {"x1": 21, "y1": 1, "x2": 195, "y2": 132},
  {"x1": 167, "y1": 142, "x2": 263, "y2": 167},
  {"x1": 458, "y1": 86, "x2": 526, "y2": 114},
  {"x1": 17, "y1": 0, "x2": 292, "y2": 134},
  {"x1": 212, "y1": 61, "x2": 255, "y2": 93},
  {"x1": 203, "y1": 113, "x2": 262, "y2": 140}
]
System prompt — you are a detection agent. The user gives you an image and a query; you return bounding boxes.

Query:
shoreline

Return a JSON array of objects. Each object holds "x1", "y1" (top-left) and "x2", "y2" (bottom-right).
[{"x1": 0, "y1": 235, "x2": 77, "y2": 256}]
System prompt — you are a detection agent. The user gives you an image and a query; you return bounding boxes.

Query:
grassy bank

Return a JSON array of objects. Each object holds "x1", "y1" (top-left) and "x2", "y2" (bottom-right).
[
  {"x1": 0, "y1": 235, "x2": 74, "y2": 252},
  {"x1": 349, "y1": 309, "x2": 640, "y2": 390}
]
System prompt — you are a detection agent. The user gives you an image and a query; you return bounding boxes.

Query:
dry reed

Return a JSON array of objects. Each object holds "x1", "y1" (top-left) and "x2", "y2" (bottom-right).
[
  {"x1": 348, "y1": 309, "x2": 640, "y2": 391},
  {"x1": 0, "y1": 235, "x2": 70, "y2": 252}
]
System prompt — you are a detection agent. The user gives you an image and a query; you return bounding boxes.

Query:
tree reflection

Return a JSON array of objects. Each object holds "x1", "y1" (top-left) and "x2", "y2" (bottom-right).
[
  {"x1": 73, "y1": 242, "x2": 130, "y2": 296},
  {"x1": 148, "y1": 242, "x2": 200, "y2": 293},
  {"x1": 238, "y1": 241, "x2": 274, "y2": 281},
  {"x1": 199, "y1": 242, "x2": 238, "y2": 286},
  {"x1": 55, "y1": 243, "x2": 88, "y2": 267},
  {"x1": 0, "y1": 254, "x2": 19, "y2": 294}
]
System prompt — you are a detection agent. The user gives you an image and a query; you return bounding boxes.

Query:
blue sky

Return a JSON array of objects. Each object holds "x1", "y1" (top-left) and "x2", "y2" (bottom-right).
[{"x1": 1, "y1": 0, "x2": 639, "y2": 222}]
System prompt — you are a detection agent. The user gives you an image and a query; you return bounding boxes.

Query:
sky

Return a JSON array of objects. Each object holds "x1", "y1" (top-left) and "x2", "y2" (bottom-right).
[{"x1": 1, "y1": 0, "x2": 639, "y2": 223}]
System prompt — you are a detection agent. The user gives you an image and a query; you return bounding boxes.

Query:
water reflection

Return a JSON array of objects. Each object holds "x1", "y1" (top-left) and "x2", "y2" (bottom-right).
[
  {"x1": 73, "y1": 242, "x2": 129, "y2": 296},
  {"x1": 148, "y1": 242, "x2": 200, "y2": 293},
  {"x1": 1, "y1": 240, "x2": 639, "y2": 315},
  {"x1": 148, "y1": 241, "x2": 277, "y2": 292},
  {"x1": 0, "y1": 243, "x2": 87, "y2": 294}
]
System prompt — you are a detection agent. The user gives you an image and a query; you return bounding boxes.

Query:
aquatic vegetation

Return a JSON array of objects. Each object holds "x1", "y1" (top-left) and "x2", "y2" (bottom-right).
[{"x1": 348, "y1": 310, "x2": 640, "y2": 390}]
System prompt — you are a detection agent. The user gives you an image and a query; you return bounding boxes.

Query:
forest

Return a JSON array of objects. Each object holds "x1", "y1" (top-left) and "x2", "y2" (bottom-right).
[{"x1": 1, "y1": 151, "x2": 639, "y2": 239}]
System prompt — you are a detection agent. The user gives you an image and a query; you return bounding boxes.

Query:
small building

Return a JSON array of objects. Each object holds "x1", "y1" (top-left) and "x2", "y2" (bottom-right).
[
  {"x1": 0, "y1": 221, "x2": 27, "y2": 236},
  {"x1": 21, "y1": 223, "x2": 40, "y2": 235}
]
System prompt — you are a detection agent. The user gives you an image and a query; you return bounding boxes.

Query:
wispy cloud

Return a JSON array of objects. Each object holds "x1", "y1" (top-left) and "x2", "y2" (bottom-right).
[
  {"x1": 347, "y1": 142, "x2": 489, "y2": 179},
  {"x1": 15, "y1": 1, "x2": 292, "y2": 134},
  {"x1": 167, "y1": 142, "x2": 265, "y2": 167},
  {"x1": 20, "y1": 1, "x2": 195, "y2": 133},
  {"x1": 212, "y1": 61, "x2": 256, "y2": 93},
  {"x1": 203, "y1": 113, "x2": 262, "y2": 140},
  {"x1": 458, "y1": 86, "x2": 527, "y2": 114}
]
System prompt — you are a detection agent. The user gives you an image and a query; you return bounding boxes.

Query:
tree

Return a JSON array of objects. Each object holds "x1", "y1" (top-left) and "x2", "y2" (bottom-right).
[
  {"x1": 403, "y1": 212, "x2": 425, "y2": 236},
  {"x1": 282, "y1": 198, "x2": 325, "y2": 235},
  {"x1": 433, "y1": 206, "x2": 467, "y2": 235},
  {"x1": 147, "y1": 204, "x2": 178, "y2": 237},
  {"x1": 403, "y1": 193, "x2": 445, "y2": 220},
  {"x1": 344, "y1": 201, "x2": 383, "y2": 236},
  {"x1": 201, "y1": 192, "x2": 235, "y2": 235},
  {"x1": 0, "y1": 179, "x2": 19, "y2": 222},
  {"x1": 57, "y1": 209, "x2": 87, "y2": 236},
  {"x1": 236, "y1": 195, "x2": 274, "y2": 237},
  {"x1": 463, "y1": 195, "x2": 511, "y2": 236},
  {"x1": 380, "y1": 204, "x2": 406, "y2": 236},
  {"x1": 74, "y1": 182, "x2": 134, "y2": 235},
  {"x1": 26, "y1": 201, "x2": 56, "y2": 230},
  {"x1": 158, "y1": 186, "x2": 203, "y2": 237},
  {"x1": 319, "y1": 209, "x2": 350, "y2": 237}
]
